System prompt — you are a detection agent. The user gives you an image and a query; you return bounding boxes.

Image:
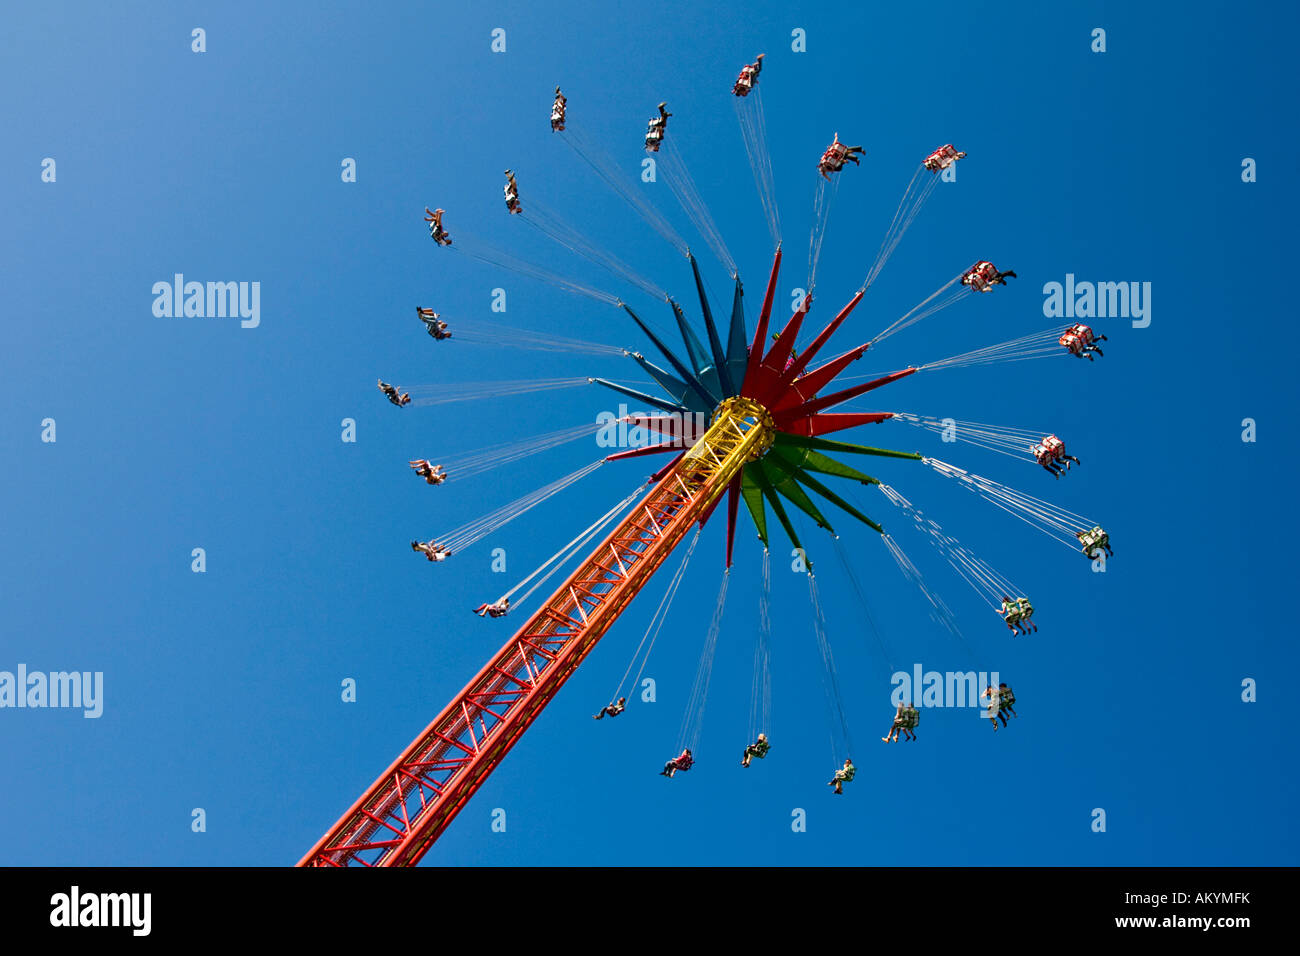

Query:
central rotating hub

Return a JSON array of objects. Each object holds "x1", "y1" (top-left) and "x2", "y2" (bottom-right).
[{"x1": 711, "y1": 395, "x2": 775, "y2": 461}]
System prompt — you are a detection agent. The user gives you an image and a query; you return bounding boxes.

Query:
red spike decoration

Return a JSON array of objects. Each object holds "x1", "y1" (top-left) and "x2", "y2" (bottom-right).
[
  {"x1": 741, "y1": 247, "x2": 784, "y2": 396},
  {"x1": 777, "y1": 368, "x2": 918, "y2": 423},
  {"x1": 763, "y1": 291, "x2": 864, "y2": 401},
  {"x1": 770, "y1": 346, "x2": 868, "y2": 413},
  {"x1": 744, "y1": 294, "x2": 812, "y2": 402}
]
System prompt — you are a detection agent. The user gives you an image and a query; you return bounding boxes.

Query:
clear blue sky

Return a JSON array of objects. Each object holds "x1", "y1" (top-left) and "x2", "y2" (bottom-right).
[{"x1": 3, "y1": 0, "x2": 1296, "y2": 866}]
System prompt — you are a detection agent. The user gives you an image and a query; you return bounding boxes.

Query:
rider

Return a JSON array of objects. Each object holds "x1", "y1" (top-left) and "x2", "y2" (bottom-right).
[
  {"x1": 997, "y1": 683, "x2": 1017, "y2": 721},
  {"x1": 472, "y1": 598, "x2": 511, "y2": 618},
  {"x1": 378, "y1": 379, "x2": 411, "y2": 407},
  {"x1": 741, "y1": 733, "x2": 770, "y2": 767},
  {"x1": 550, "y1": 87, "x2": 567, "y2": 131},
  {"x1": 1033, "y1": 441, "x2": 1067, "y2": 478},
  {"x1": 982, "y1": 684, "x2": 1005, "y2": 730},
  {"x1": 732, "y1": 53, "x2": 765, "y2": 96},
  {"x1": 999, "y1": 595, "x2": 1036, "y2": 635},
  {"x1": 818, "y1": 133, "x2": 865, "y2": 179},
  {"x1": 504, "y1": 169, "x2": 521, "y2": 214},
  {"x1": 409, "y1": 460, "x2": 446, "y2": 485},
  {"x1": 1013, "y1": 597, "x2": 1037, "y2": 634},
  {"x1": 998, "y1": 595, "x2": 1024, "y2": 634},
  {"x1": 901, "y1": 703, "x2": 919, "y2": 741},
  {"x1": 411, "y1": 539, "x2": 450, "y2": 562},
  {"x1": 923, "y1": 143, "x2": 966, "y2": 172},
  {"x1": 593, "y1": 697, "x2": 627, "y2": 720},
  {"x1": 982, "y1": 683, "x2": 1018, "y2": 729},
  {"x1": 1046, "y1": 435, "x2": 1080, "y2": 470},
  {"x1": 1060, "y1": 324, "x2": 1107, "y2": 360},
  {"x1": 417, "y1": 308, "x2": 452, "y2": 340},
  {"x1": 645, "y1": 103, "x2": 671, "y2": 152},
  {"x1": 962, "y1": 261, "x2": 1017, "y2": 293},
  {"x1": 828, "y1": 757, "x2": 856, "y2": 794},
  {"x1": 1077, "y1": 525, "x2": 1113, "y2": 559},
  {"x1": 660, "y1": 747, "x2": 693, "y2": 778},
  {"x1": 1033, "y1": 434, "x2": 1079, "y2": 478},
  {"x1": 424, "y1": 207, "x2": 452, "y2": 245},
  {"x1": 883, "y1": 703, "x2": 907, "y2": 742}
]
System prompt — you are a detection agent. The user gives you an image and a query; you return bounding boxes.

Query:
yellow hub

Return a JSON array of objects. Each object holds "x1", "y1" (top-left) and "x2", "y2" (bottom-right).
[{"x1": 711, "y1": 395, "x2": 775, "y2": 461}]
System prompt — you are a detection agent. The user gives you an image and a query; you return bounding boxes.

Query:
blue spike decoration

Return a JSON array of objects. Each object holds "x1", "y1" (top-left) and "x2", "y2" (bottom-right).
[
  {"x1": 668, "y1": 298, "x2": 714, "y2": 379},
  {"x1": 620, "y1": 303, "x2": 719, "y2": 410},
  {"x1": 625, "y1": 351, "x2": 694, "y2": 410},
  {"x1": 590, "y1": 378, "x2": 692, "y2": 416},
  {"x1": 725, "y1": 276, "x2": 749, "y2": 395},
  {"x1": 689, "y1": 254, "x2": 736, "y2": 397}
]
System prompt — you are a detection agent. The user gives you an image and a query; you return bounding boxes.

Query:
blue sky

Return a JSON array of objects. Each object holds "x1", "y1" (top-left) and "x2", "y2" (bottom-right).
[{"x1": 3, "y1": 0, "x2": 1296, "y2": 866}]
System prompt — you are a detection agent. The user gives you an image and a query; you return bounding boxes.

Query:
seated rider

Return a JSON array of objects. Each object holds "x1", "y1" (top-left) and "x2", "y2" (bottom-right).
[
  {"x1": 732, "y1": 53, "x2": 765, "y2": 96},
  {"x1": 1044, "y1": 435, "x2": 1080, "y2": 469},
  {"x1": 924, "y1": 143, "x2": 966, "y2": 171},
  {"x1": 504, "y1": 169, "x2": 521, "y2": 214},
  {"x1": 417, "y1": 308, "x2": 452, "y2": 340},
  {"x1": 1033, "y1": 441, "x2": 1066, "y2": 478},
  {"x1": 645, "y1": 103, "x2": 671, "y2": 151},
  {"x1": 1014, "y1": 597, "x2": 1037, "y2": 634},
  {"x1": 378, "y1": 379, "x2": 411, "y2": 407},
  {"x1": 982, "y1": 684, "x2": 1006, "y2": 730},
  {"x1": 998, "y1": 683, "x2": 1017, "y2": 720},
  {"x1": 883, "y1": 703, "x2": 906, "y2": 742},
  {"x1": 411, "y1": 539, "x2": 450, "y2": 562},
  {"x1": 741, "y1": 733, "x2": 770, "y2": 767},
  {"x1": 1033, "y1": 434, "x2": 1079, "y2": 478},
  {"x1": 551, "y1": 87, "x2": 567, "y2": 131},
  {"x1": 901, "y1": 703, "x2": 919, "y2": 741},
  {"x1": 828, "y1": 757, "x2": 856, "y2": 794},
  {"x1": 593, "y1": 697, "x2": 627, "y2": 720},
  {"x1": 424, "y1": 207, "x2": 452, "y2": 245},
  {"x1": 660, "y1": 747, "x2": 693, "y2": 778},
  {"x1": 408, "y1": 460, "x2": 446, "y2": 484},
  {"x1": 1060, "y1": 324, "x2": 1107, "y2": 359},
  {"x1": 999, "y1": 595, "x2": 1026, "y2": 635},
  {"x1": 1077, "y1": 525, "x2": 1113, "y2": 559},
  {"x1": 963, "y1": 261, "x2": 1016, "y2": 292},
  {"x1": 472, "y1": 598, "x2": 510, "y2": 618},
  {"x1": 887, "y1": 703, "x2": 919, "y2": 742},
  {"x1": 818, "y1": 133, "x2": 865, "y2": 179},
  {"x1": 962, "y1": 263, "x2": 991, "y2": 292},
  {"x1": 982, "y1": 683, "x2": 1018, "y2": 729}
]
